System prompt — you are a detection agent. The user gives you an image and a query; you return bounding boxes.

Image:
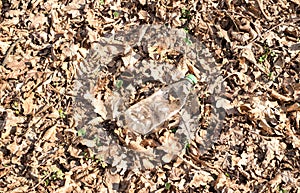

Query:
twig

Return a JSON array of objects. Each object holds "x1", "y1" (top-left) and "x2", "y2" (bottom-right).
[
  {"x1": 223, "y1": 11, "x2": 240, "y2": 32},
  {"x1": 267, "y1": 88, "x2": 293, "y2": 102},
  {"x1": 255, "y1": 0, "x2": 272, "y2": 21},
  {"x1": 29, "y1": 172, "x2": 51, "y2": 191},
  {"x1": 2, "y1": 39, "x2": 21, "y2": 66},
  {"x1": 177, "y1": 154, "x2": 202, "y2": 170}
]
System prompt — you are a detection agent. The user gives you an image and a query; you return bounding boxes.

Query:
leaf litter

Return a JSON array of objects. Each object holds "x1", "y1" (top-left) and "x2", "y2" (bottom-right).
[{"x1": 0, "y1": 0, "x2": 299, "y2": 192}]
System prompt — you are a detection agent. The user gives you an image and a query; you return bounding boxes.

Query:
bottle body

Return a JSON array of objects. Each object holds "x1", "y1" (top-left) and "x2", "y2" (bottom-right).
[{"x1": 120, "y1": 77, "x2": 195, "y2": 135}]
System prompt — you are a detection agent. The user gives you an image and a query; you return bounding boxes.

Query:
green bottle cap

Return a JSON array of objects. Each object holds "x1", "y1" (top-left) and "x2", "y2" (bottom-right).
[{"x1": 185, "y1": 74, "x2": 197, "y2": 84}]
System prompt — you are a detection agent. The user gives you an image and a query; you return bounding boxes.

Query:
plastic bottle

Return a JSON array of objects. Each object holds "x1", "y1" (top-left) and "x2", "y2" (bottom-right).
[{"x1": 118, "y1": 74, "x2": 198, "y2": 135}]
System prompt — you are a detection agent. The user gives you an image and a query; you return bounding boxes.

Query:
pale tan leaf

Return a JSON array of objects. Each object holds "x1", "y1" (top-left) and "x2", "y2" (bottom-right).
[
  {"x1": 42, "y1": 125, "x2": 57, "y2": 142},
  {"x1": 22, "y1": 93, "x2": 35, "y2": 115}
]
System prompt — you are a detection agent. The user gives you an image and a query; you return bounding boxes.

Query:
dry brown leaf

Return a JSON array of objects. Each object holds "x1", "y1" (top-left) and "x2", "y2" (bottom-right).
[
  {"x1": 7, "y1": 141, "x2": 19, "y2": 154},
  {"x1": 214, "y1": 172, "x2": 227, "y2": 190},
  {"x1": 22, "y1": 93, "x2": 35, "y2": 115},
  {"x1": 216, "y1": 98, "x2": 233, "y2": 110},
  {"x1": 53, "y1": 171, "x2": 77, "y2": 193},
  {"x1": 217, "y1": 26, "x2": 231, "y2": 43},
  {"x1": 92, "y1": 94, "x2": 107, "y2": 120},
  {"x1": 121, "y1": 50, "x2": 141, "y2": 68},
  {"x1": 267, "y1": 88, "x2": 293, "y2": 102},
  {"x1": 81, "y1": 139, "x2": 96, "y2": 148},
  {"x1": 1, "y1": 17, "x2": 20, "y2": 26},
  {"x1": 231, "y1": 31, "x2": 251, "y2": 42},
  {"x1": 290, "y1": 0, "x2": 300, "y2": 5},
  {"x1": 142, "y1": 159, "x2": 155, "y2": 169},
  {"x1": 104, "y1": 170, "x2": 121, "y2": 192},
  {"x1": 139, "y1": 0, "x2": 146, "y2": 5},
  {"x1": 29, "y1": 13, "x2": 48, "y2": 29},
  {"x1": 237, "y1": 152, "x2": 249, "y2": 167},
  {"x1": 240, "y1": 45, "x2": 269, "y2": 74},
  {"x1": 269, "y1": 173, "x2": 282, "y2": 188},
  {"x1": 286, "y1": 103, "x2": 300, "y2": 112},
  {"x1": 190, "y1": 170, "x2": 214, "y2": 187},
  {"x1": 42, "y1": 125, "x2": 58, "y2": 142},
  {"x1": 240, "y1": 46, "x2": 257, "y2": 64},
  {"x1": 259, "y1": 119, "x2": 274, "y2": 134},
  {"x1": 0, "y1": 41, "x2": 11, "y2": 55},
  {"x1": 1, "y1": 110, "x2": 25, "y2": 139},
  {"x1": 138, "y1": 10, "x2": 149, "y2": 20},
  {"x1": 68, "y1": 146, "x2": 83, "y2": 158},
  {"x1": 5, "y1": 57, "x2": 27, "y2": 71}
]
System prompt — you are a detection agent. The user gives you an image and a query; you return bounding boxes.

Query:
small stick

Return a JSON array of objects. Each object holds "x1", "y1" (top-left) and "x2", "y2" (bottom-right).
[
  {"x1": 2, "y1": 39, "x2": 21, "y2": 66},
  {"x1": 255, "y1": 0, "x2": 272, "y2": 21},
  {"x1": 267, "y1": 88, "x2": 293, "y2": 102}
]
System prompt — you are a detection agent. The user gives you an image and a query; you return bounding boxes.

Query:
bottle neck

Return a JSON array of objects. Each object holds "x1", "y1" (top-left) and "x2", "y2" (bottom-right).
[{"x1": 185, "y1": 74, "x2": 197, "y2": 85}]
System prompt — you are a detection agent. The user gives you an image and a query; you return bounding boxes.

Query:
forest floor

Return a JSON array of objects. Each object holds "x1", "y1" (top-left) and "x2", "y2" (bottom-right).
[{"x1": 0, "y1": 0, "x2": 299, "y2": 192}]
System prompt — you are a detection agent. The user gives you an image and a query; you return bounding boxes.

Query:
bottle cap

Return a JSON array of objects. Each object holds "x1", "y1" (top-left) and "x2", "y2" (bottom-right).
[{"x1": 185, "y1": 74, "x2": 197, "y2": 84}]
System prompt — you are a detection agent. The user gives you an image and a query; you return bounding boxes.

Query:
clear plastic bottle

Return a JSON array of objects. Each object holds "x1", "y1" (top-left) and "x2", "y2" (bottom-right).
[{"x1": 118, "y1": 74, "x2": 198, "y2": 135}]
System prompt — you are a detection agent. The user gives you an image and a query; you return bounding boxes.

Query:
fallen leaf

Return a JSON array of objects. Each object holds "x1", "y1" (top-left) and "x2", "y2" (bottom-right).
[
  {"x1": 42, "y1": 125, "x2": 58, "y2": 142},
  {"x1": 22, "y1": 93, "x2": 35, "y2": 115}
]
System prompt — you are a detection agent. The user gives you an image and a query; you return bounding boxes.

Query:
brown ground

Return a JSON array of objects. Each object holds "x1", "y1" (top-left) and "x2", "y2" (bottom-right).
[{"x1": 0, "y1": 0, "x2": 300, "y2": 192}]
